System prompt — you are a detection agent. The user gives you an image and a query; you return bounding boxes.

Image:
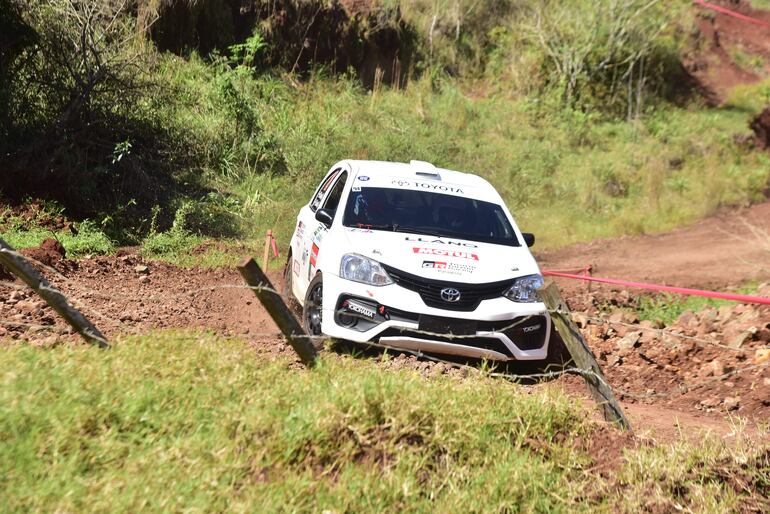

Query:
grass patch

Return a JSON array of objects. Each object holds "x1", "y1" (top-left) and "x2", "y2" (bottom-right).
[
  {"x1": 0, "y1": 332, "x2": 766, "y2": 512},
  {"x1": 633, "y1": 283, "x2": 760, "y2": 325},
  {"x1": 0, "y1": 221, "x2": 114, "y2": 256},
  {"x1": 728, "y1": 45, "x2": 765, "y2": 74}
]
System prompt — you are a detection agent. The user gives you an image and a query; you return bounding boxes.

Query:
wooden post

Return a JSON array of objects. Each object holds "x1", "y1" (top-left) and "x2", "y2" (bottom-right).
[
  {"x1": 238, "y1": 257, "x2": 318, "y2": 367},
  {"x1": 262, "y1": 230, "x2": 272, "y2": 271},
  {"x1": 0, "y1": 238, "x2": 108, "y2": 348},
  {"x1": 540, "y1": 282, "x2": 631, "y2": 431}
]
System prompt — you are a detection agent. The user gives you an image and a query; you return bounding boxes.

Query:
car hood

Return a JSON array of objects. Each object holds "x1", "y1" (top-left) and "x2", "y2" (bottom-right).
[{"x1": 341, "y1": 228, "x2": 540, "y2": 283}]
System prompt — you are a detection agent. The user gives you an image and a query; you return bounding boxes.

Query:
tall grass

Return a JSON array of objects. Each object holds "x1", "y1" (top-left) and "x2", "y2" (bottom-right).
[
  {"x1": 155, "y1": 53, "x2": 769, "y2": 250},
  {"x1": 0, "y1": 332, "x2": 765, "y2": 512}
]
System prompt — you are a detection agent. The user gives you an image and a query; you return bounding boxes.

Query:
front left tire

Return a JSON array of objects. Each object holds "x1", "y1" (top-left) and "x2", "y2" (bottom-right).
[{"x1": 302, "y1": 273, "x2": 326, "y2": 349}]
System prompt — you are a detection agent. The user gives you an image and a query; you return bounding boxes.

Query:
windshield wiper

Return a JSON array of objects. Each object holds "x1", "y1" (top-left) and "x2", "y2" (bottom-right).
[{"x1": 392, "y1": 226, "x2": 445, "y2": 237}]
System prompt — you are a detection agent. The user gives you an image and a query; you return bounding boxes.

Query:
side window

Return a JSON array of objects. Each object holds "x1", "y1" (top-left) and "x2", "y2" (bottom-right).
[
  {"x1": 322, "y1": 171, "x2": 348, "y2": 215},
  {"x1": 310, "y1": 168, "x2": 341, "y2": 212}
]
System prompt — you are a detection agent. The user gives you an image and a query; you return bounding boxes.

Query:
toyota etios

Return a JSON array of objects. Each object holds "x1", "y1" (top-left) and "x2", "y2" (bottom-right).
[{"x1": 285, "y1": 160, "x2": 551, "y2": 361}]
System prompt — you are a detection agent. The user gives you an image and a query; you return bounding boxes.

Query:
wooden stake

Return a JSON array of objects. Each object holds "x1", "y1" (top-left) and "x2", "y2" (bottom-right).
[
  {"x1": 262, "y1": 230, "x2": 272, "y2": 271},
  {"x1": 238, "y1": 257, "x2": 318, "y2": 367},
  {"x1": 540, "y1": 282, "x2": 631, "y2": 431},
  {"x1": 0, "y1": 238, "x2": 108, "y2": 348}
]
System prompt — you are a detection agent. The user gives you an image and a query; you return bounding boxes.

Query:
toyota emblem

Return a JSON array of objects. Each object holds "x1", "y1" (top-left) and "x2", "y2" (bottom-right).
[{"x1": 440, "y1": 287, "x2": 461, "y2": 302}]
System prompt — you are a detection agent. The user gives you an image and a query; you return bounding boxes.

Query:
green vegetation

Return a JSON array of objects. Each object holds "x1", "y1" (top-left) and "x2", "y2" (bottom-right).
[
  {"x1": 633, "y1": 284, "x2": 759, "y2": 325},
  {"x1": 729, "y1": 45, "x2": 766, "y2": 74},
  {"x1": 1, "y1": 332, "x2": 766, "y2": 512},
  {"x1": 1, "y1": 0, "x2": 769, "y2": 259},
  {"x1": 0, "y1": 206, "x2": 114, "y2": 256}
]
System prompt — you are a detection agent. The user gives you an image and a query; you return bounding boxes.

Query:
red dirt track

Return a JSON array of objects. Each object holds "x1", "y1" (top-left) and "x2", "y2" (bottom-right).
[{"x1": 537, "y1": 201, "x2": 770, "y2": 292}]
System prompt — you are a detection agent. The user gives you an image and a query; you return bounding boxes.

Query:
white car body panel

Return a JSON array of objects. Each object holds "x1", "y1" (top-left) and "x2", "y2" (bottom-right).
[{"x1": 287, "y1": 160, "x2": 551, "y2": 361}]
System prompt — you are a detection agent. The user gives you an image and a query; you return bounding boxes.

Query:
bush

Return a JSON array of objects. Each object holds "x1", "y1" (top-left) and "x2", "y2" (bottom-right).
[
  {"x1": 520, "y1": 0, "x2": 688, "y2": 116},
  {"x1": 141, "y1": 203, "x2": 202, "y2": 257}
]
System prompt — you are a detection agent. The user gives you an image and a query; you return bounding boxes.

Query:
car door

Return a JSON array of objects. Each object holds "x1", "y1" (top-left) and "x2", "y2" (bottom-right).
[{"x1": 292, "y1": 163, "x2": 349, "y2": 301}]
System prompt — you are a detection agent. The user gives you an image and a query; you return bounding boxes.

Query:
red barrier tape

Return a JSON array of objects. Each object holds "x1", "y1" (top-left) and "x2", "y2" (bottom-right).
[
  {"x1": 693, "y1": 0, "x2": 770, "y2": 29},
  {"x1": 542, "y1": 270, "x2": 770, "y2": 306}
]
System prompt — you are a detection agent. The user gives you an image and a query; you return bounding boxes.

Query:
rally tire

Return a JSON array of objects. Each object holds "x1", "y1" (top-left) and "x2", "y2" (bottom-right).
[{"x1": 302, "y1": 273, "x2": 327, "y2": 350}]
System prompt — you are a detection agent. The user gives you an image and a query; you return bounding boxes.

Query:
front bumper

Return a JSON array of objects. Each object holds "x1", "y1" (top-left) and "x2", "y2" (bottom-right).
[{"x1": 320, "y1": 273, "x2": 551, "y2": 360}]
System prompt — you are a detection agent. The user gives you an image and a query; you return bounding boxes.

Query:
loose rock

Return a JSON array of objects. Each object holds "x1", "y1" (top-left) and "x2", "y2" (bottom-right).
[{"x1": 722, "y1": 396, "x2": 740, "y2": 411}]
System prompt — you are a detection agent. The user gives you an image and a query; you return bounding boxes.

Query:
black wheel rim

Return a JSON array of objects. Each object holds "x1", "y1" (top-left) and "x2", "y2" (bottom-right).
[{"x1": 305, "y1": 282, "x2": 323, "y2": 336}]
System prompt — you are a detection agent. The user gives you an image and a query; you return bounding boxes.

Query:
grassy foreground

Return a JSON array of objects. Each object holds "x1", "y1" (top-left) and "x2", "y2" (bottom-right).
[{"x1": 1, "y1": 332, "x2": 767, "y2": 512}]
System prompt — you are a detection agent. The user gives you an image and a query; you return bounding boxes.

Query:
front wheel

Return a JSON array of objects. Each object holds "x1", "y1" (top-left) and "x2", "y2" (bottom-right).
[{"x1": 302, "y1": 273, "x2": 326, "y2": 350}]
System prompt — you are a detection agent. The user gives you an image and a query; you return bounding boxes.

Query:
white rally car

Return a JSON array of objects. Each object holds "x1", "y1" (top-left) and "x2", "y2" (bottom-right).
[{"x1": 284, "y1": 160, "x2": 551, "y2": 361}]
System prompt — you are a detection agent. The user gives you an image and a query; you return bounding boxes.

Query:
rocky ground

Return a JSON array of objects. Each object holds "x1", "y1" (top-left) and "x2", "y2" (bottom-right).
[{"x1": 563, "y1": 286, "x2": 770, "y2": 423}]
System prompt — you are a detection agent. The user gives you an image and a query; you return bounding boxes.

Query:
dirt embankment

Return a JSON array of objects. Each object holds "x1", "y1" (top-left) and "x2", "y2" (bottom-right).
[
  {"x1": 139, "y1": 0, "x2": 412, "y2": 88},
  {"x1": 687, "y1": 0, "x2": 770, "y2": 103}
]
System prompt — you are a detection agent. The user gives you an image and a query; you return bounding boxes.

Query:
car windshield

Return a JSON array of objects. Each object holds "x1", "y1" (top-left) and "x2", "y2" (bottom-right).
[{"x1": 342, "y1": 186, "x2": 520, "y2": 246}]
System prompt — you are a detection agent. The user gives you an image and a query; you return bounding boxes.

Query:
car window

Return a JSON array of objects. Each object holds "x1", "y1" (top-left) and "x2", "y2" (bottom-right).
[
  {"x1": 310, "y1": 168, "x2": 342, "y2": 212},
  {"x1": 322, "y1": 171, "x2": 348, "y2": 214},
  {"x1": 342, "y1": 186, "x2": 519, "y2": 246}
]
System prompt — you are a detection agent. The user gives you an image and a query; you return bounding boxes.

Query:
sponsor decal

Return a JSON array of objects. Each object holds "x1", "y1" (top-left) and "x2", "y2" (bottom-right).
[
  {"x1": 522, "y1": 324, "x2": 542, "y2": 333},
  {"x1": 343, "y1": 299, "x2": 376, "y2": 319},
  {"x1": 296, "y1": 220, "x2": 305, "y2": 239},
  {"x1": 312, "y1": 225, "x2": 326, "y2": 244},
  {"x1": 300, "y1": 248, "x2": 309, "y2": 265},
  {"x1": 391, "y1": 179, "x2": 465, "y2": 195},
  {"x1": 413, "y1": 247, "x2": 479, "y2": 261},
  {"x1": 308, "y1": 243, "x2": 320, "y2": 281},
  {"x1": 352, "y1": 185, "x2": 362, "y2": 192},
  {"x1": 293, "y1": 259, "x2": 300, "y2": 276},
  {"x1": 422, "y1": 261, "x2": 477, "y2": 275},
  {"x1": 310, "y1": 243, "x2": 319, "y2": 268},
  {"x1": 405, "y1": 236, "x2": 477, "y2": 248},
  {"x1": 357, "y1": 176, "x2": 370, "y2": 181}
]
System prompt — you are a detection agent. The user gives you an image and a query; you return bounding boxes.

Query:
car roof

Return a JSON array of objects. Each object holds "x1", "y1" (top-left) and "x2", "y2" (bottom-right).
[{"x1": 344, "y1": 159, "x2": 499, "y2": 198}]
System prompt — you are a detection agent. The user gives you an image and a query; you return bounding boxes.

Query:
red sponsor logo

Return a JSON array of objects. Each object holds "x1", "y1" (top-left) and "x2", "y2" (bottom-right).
[
  {"x1": 310, "y1": 243, "x2": 319, "y2": 267},
  {"x1": 413, "y1": 247, "x2": 479, "y2": 261},
  {"x1": 422, "y1": 260, "x2": 447, "y2": 269}
]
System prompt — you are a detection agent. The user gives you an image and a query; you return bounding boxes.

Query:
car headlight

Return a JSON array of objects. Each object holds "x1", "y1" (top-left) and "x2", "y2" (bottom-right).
[
  {"x1": 339, "y1": 254, "x2": 393, "y2": 286},
  {"x1": 503, "y1": 274, "x2": 543, "y2": 303}
]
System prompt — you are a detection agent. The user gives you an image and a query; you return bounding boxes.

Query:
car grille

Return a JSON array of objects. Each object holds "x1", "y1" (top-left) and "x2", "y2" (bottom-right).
[
  {"x1": 376, "y1": 328, "x2": 515, "y2": 358},
  {"x1": 381, "y1": 264, "x2": 516, "y2": 312}
]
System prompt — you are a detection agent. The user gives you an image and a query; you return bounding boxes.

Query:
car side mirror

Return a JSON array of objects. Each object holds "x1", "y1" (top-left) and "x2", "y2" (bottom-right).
[
  {"x1": 522, "y1": 232, "x2": 535, "y2": 247},
  {"x1": 315, "y1": 208, "x2": 334, "y2": 228}
]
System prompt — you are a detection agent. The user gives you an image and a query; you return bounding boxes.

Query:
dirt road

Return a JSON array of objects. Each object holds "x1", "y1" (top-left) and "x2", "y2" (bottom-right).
[{"x1": 537, "y1": 201, "x2": 770, "y2": 291}]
